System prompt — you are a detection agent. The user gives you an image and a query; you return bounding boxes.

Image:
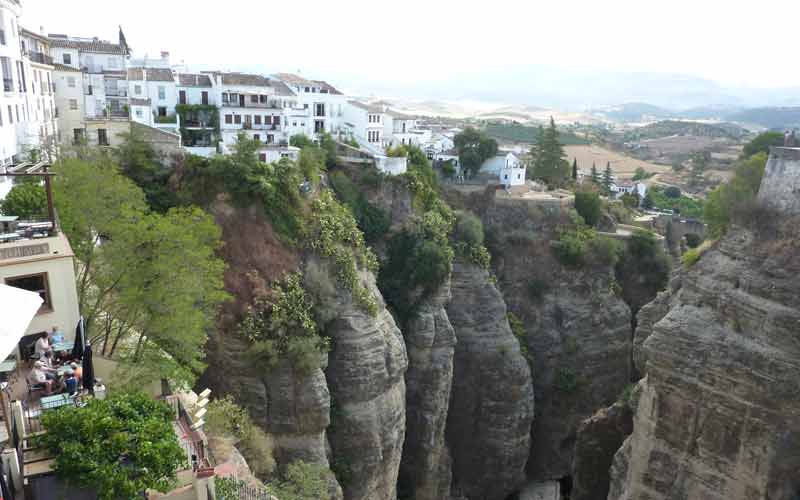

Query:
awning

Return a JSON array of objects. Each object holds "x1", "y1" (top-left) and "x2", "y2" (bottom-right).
[{"x1": 0, "y1": 284, "x2": 43, "y2": 360}]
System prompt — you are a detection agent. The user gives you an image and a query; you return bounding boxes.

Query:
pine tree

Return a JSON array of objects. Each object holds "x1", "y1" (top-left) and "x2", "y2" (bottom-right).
[
  {"x1": 571, "y1": 158, "x2": 578, "y2": 180},
  {"x1": 590, "y1": 162, "x2": 600, "y2": 184},
  {"x1": 602, "y1": 161, "x2": 614, "y2": 193},
  {"x1": 532, "y1": 117, "x2": 569, "y2": 186}
]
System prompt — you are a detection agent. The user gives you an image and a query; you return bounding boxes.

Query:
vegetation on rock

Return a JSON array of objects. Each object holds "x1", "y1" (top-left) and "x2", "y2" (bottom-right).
[{"x1": 206, "y1": 396, "x2": 275, "y2": 478}]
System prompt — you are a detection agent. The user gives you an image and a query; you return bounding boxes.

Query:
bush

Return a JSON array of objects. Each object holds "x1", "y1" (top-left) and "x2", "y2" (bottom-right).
[
  {"x1": 588, "y1": 235, "x2": 622, "y2": 266},
  {"x1": 330, "y1": 171, "x2": 390, "y2": 244},
  {"x1": 453, "y1": 211, "x2": 484, "y2": 246},
  {"x1": 206, "y1": 396, "x2": 275, "y2": 478},
  {"x1": 555, "y1": 367, "x2": 578, "y2": 392},
  {"x1": 664, "y1": 186, "x2": 682, "y2": 198},
  {"x1": 574, "y1": 191, "x2": 603, "y2": 227},
  {"x1": 554, "y1": 225, "x2": 596, "y2": 267},
  {"x1": 507, "y1": 312, "x2": 532, "y2": 362},
  {"x1": 684, "y1": 233, "x2": 701, "y2": 248},
  {"x1": 682, "y1": 248, "x2": 701, "y2": 267},
  {"x1": 615, "y1": 230, "x2": 671, "y2": 312}
]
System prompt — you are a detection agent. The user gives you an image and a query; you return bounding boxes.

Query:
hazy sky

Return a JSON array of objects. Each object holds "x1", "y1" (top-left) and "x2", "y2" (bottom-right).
[{"x1": 20, "y1": 0, "x2": 800, "y2": 94}]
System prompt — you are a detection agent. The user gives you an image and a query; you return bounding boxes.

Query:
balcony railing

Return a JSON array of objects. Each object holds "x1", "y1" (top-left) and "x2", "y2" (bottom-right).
[
  {"x1": 222, "y1": 99, "x2": 282, "y2": 110},
  {"x1": 28, "y1": 52, "x2": 53, "y2": 65},
  {"x1": 154, "y1": 114, "x2": 177, "y2": 124}
]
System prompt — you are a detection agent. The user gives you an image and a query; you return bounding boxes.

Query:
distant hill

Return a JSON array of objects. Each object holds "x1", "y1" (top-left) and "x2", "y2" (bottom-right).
[
  {"x1": 483, "y1": 122, "x2": 590, "y2": 145},
  {"x1": 591, "y1": 103, "x2": 674, "y2": 122},
  {"x1": 724, "y1": 107, "x2": 800, "y2": 130},
  {"x1": 624, "y1": 120, "x2": 747, "y2": 141}
]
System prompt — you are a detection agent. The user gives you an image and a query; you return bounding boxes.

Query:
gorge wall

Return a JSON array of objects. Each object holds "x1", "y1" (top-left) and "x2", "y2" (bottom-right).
[{"x1": 608, "y1": 150, "x2": 800, "y2": 499}]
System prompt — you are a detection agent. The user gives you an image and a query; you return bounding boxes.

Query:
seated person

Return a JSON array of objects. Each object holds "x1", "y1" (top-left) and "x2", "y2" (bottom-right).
[
  {"x1": 63, "y1": 369, "x2": 78, "y2": 396},
  {"x1": 38, "y1": 352, "x2": 59, "y2": 382},
  {"x1": 49, "y1": 325, "x2": 65, "y2": 345},
  {"x1": 70, "y1": 362, "x2": 82, "y2": 383},
  {"x1": 40, "y1": 350, "x2": 57, "y2": 370},
  {"x1": 34, "y1": 332, "x2": 51, "y2": 359},
  {"x1": 29, "y1": 361, "x2": 54, "y2": 395}
]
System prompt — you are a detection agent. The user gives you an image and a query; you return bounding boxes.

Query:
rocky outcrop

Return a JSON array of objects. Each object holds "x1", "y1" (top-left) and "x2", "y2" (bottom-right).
[
  {"x1": 398, "y1": 282, "x2": 456, "y2": 500},
  {"x1": 445, "y1": 260, "x2": 535, "y2": 500},
  {"x1": 631, "y1": 289, "x2": 672, "y2": 375},
  {"x1": 323, "y1": 271, "x2": 408, "y2": 500},
  {"x1": 608, "y1": 223, "x2": 800, "y2": 500},
  {"x1": 570, "y1": 402, "x2": 633, "y2": 500},
  {"x1": 522, "y1": 269, "x2": 631, "y2": 480}
]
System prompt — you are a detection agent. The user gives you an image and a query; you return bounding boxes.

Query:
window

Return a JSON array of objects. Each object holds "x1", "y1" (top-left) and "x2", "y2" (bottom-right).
[
  {"x1": 0, "y1": 30, "x2": 5, "y2": 46},
  {"x1": 201, "y1": 91, "x2": 208, "y2": 105},
  {"x1": 254, "y1": 115, "x2": 261, "y2": 125},
  {"x1": 304, "y1": 86, "x2": 310, "y2": 92},
  {"x1": 67, "y1": 76, "x2": 76, "y2": 88},
  {"x1": 1, "y1": 57, "x2": 11, "y2": 91},
  {"x1": 73, "y1": 128, "x2": 84, "y2": 145},
  {"x1": 259, "y1": 95, "x2": 266, "y2": 103},
  {"x1": 16, "y1": 105, "x2": 19, "y2": 122},
  {"x1": 135, "y1": 109, "x2": 142, "y2": 118},
  {"x1": 179, "y1": 90, "x2": 186, "y2": 104},
  {"x1": 98, "y1": 128, "x2": 108, "y2": 146},
  {"x1": 253, "y1": 134, "x2": 260, "y2": 142},
  {"x1": 68, "y1": 99, "x2": 77, "y2": 110},
  {"x1": 157, "y1": 106, "x2": 166, "y2": 117},
  {"x1": 315, "y1": 103, "x2": 325, "y2": 117},
  {"x1": 224, "y1": 114, "x2": 232, "y2": 124},
  {"x1": 6, "y1": 274, "x2": 51, "y2": 313},
  {"x1": 234, "y1": 115, "x2": 241, "y2": 125},
  {"x1": 250, "y1": 95, "x2": 258, "y2": 103},
  {"x1": 267, "y1": 134, "x2": 274, "y2": 143},
  {"x1": 259, "y1": 153, "x2": 267, "y2": 162},
  {"x1": 62, "y1": 53, "x2": 71, "y2": 65},
  {"x1": 87, "y1": 84, "x2": 92, "y2": 95},
  {"x1": 158, "y1": 86, "x2": 165, "y2": 100},
  {"x1": 6, "y1": 105, "x2": 11, "y2": 124},
  {"x1": 265, "y1": 115, "x2": 271, "y2": 125}
]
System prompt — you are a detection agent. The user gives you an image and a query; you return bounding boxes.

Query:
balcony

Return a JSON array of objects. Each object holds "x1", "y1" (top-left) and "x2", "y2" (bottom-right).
[
  {"x1": 221, "y1": 99, "x2": 282, "y2": 110},
  {"x1": 154, "y1": 114, "x2": 178, "y2": 124},
  {"x1": 27, "y1": 52, "x2": 53, "y2": 66}
]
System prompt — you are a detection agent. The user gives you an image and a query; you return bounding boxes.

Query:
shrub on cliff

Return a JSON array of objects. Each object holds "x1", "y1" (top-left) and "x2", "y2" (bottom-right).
[
  {"x1": 574, "y1": 190, "x2": 603, "y2": 227},
  {"x1": 615, "y1": 230, "x2": 670, "y2": 312},
  {"x1": 704, "y1": 152, "x2": 767, "y2": 237},
  {"x1": 330, "y1": 171, "x2": 390, "y2": 244},
  {"x1": 206, "y1": 396, "x2": 275, "y2": 478}
]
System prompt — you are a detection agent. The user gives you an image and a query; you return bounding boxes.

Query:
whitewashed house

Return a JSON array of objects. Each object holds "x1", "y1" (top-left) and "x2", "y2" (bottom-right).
[
  {"x1": 213, "y1": 72, "x2": 297, "y2": 162},
  {"x1": 272, "y1": 73, "x2": 347, "y2": 139},
  {"x1": 343, "y1": 101, "x2": 388, "y2": 152},
  {"x1": 611, "y1": 181, "x2": 647, "y2": 199},
  {"x1": 127, "y1": 66, "x2": 178, "y2": 133},
  {"x1": 481, "y1": 151, "x2": 526, "y2": 187},
  {"x1": 48, "y1": 30, "x2": 131, "y2": 147},
  {"x1": 424, "y1": 133, "x2": 455, "y2": 159}
]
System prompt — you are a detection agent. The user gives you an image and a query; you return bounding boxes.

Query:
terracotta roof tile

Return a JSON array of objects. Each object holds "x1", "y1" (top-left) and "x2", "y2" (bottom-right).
[
  {"x1": 48, "y1": 37, "x2": 128, "y2": 55},
  {"x1": 127, "y1": 67, "x2": 174, "y2": 82},
  {"x1": 177, "y1": 73, "x2": 212, "y2": 87}
]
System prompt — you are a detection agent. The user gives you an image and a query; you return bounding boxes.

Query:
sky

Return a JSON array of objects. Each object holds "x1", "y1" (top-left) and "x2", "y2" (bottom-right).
[{"x1": 20, "y1": 0, "x2": 800, "y2": 101}]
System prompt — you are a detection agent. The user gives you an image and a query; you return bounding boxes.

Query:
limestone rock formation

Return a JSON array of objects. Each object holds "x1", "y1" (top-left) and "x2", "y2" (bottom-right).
[
  {"x1": 323, "y1": 271, "x2": 408, "y2": 500},
  {"x1": 631, "y1": 289, "x2": 672, "y2": 375},
  {"x1": 398, "y1": 281, "x2": 456, "y2": 500},
  {"x1": 608, "y1": 223, "x2": 800, "y2": 500},
  {"x1": 570, "y1": 402, "x2": 633, "y2": 500},
  {"x1": 445, "y1": 260, "x2": 535, "y2": 500}
]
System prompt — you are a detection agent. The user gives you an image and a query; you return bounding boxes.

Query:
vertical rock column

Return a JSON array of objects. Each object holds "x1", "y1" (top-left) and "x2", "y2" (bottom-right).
[
  {"x1": 398, "y1": 282, "x2": 456, "y2": 500},
  {"x1": 445, "y1": 261, "x2": 535, "y2": 500}
]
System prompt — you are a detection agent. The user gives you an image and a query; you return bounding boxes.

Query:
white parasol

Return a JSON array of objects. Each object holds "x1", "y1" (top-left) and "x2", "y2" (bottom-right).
[{"x1": 0, "y1": 284, "x2": 42, "y2": 360}]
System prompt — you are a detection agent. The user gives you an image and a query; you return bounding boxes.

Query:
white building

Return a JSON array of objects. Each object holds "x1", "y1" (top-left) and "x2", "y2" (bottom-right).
[
  {"x1": 19, "y1": 28, "x2": 58, "y2": 160},
  {"x1": 213, "y1": 72, "x2": 297, "y2": 162},
  {"x1": 176, "y1": 72, "x2": 217, "y2": 156},
  {"x1": 127, "y1": 66, "x2": 178, "y2": 134},
  {"x1": 272, "y1": 73, "x2": 347, "y2": 139},
  {"x1": 611, "y1": 181, "x2": 647, "y2": 200},
  {"x1": 480, "y1": 151, "x2": 526, "y2": 187},
  {"x1": 343, "y1": 101, "x2": 389, "y2": 151},
  {"x1": 48, "y1": 30, "x2": 131, "y2": 147}
]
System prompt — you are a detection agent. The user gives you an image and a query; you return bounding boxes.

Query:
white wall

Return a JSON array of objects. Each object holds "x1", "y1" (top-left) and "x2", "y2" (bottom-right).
[
  {"x1": 177, "y1": 86, "x2": 215, "y2": 106},
  {"x1": 79, "y1": 52, "x2": 124, "y2": 73},
  {"x1": 52, "y1": 69, "x2": 83, "y2": 145},
  {"x1": 50, "y1": 47, "x2": 79, "y2": 68},
  {"x1": 129, "y1": 77, "x2": 177, "y2": 117}
]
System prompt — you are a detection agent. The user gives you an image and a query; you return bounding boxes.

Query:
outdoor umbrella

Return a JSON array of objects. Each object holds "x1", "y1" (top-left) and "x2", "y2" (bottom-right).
[
  {"x1": 0, "y1": 284, "x2": 42, "y2": 361},
  {"x1": 81, "y1": 343, "x2": 94, "y2": 394},
  {"x1": 71, "y1": 316, "x2": 86, "y2": 360}
]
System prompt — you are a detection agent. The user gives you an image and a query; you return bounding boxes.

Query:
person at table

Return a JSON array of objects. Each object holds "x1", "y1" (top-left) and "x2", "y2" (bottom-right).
[
  {"x1": 40, "y1": 350, "x2": 58, "y2": 370},
  {"x1": 34, "y1": 332, "x2": 51, "y2": 358},
  {"x1": 50, "y1": 326, "x2": 64, "y2": 345},
  {"x1": 63, "y1": 369, "x2": 78, "y2": 396},
  {"x1": 70, "y1": 362, "x2": 82, "y2": 383},
  {"x1": 29, "y1": 361, "x2": 55, "y2": 395}
]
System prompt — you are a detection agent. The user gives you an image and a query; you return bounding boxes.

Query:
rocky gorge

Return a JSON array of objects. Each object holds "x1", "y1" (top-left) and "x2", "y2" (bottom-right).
[{"x1": 197, "y1": 146, "x2": 800, "y2": 500}]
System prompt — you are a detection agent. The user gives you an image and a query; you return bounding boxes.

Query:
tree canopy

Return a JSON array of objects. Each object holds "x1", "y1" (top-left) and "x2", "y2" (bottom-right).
[
  {"x1": 704, "y1": 152, "x2": 767, "y2": 237},
  {"x1": 602, "y1": 162, "x2": 614, "y2": 192},
  {"x1": 574, "y1": 190, "x2": 603, "y2": 227},
  {"x1": 741, "y1": 131, "x2": 784, "y2": 158},
  {"x1": 38, "y1": 392, "x2": 186, "y2": 500},
  {"x1": 0, "y1": 181, "x2": 47, "y2": 218},
  {"x1": 53, "y1": 157, "x2": 228, "y2": 387},
  {"x1": 453, "y1": 127, "x2": 498, "y2": 177},
  {"x1": 530, "y1": 117, "x2": 569, "y2": 186}
]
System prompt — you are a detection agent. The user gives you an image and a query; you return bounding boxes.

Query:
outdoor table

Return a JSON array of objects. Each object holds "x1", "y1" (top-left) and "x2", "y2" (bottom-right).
[
  {"x1": 39, "y1": 394, "x2": 72, "y2": 411},
  {"x1": 55, "y1": 365, "x2": 71, "y2": 377},
  {"x1": 51, "y1": 341, "x2": 73, "y2": 353}
]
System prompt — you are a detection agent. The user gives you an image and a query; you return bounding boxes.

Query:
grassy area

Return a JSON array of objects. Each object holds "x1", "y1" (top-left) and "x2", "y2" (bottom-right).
[
  {"x1": 645, "y1": 187, "x2": 704, "y2": 218},
  {"x1": 483, "y1": 123, "x2": 590, "y2": 145}
]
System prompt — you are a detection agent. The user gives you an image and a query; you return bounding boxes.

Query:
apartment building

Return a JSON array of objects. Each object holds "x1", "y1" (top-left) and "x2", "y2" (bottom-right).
[
  {"x1": 19, "y1": 29, "x2": 57, "y2": 159},
  {"x1": 176, "y1": 72, "x2": 217, "y2": 156},
  {"x1": 48, "y1": 30, "x2": 130, "y2": 147},
  {"x1": 214, "y1": 72, "x2": 298, "y2": 162},
  {"x1": 343, "y1": 101, "x2": 388, "y2": 151},
  {"x1": 127, "y1": 66, "x2": 179, "y2": 134},
  {"x1": 273, "y1": 72, "x2": 347, "y2": 139}
]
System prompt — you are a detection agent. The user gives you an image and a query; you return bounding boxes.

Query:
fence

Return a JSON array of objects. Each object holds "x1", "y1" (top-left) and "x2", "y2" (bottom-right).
[{"x1": 216, "y1": 476, "x2": 273, "y2": 500}]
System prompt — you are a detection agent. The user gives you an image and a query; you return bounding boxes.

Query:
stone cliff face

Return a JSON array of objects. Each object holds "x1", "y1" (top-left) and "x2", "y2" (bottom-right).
[
  {"x1": 322, "y1": 270, "x2": 408, "y2": 500},
  {"x1": 398, "y1": 281, "x2": 455, "y2": 500},
  {"x1": 608, "y1": 221, "x2": 800, "y2": 499},
  {"x1": 445, "y1": 260, "x2": 535, "y2": 500}
]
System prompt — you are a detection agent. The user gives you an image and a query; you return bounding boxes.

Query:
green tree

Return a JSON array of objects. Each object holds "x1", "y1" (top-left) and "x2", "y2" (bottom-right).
[
  {"x1": 571, "y1": 158, "x2": 578, "y2": 180},
  {"x1": 574, "y1": 191, "x2": 603, "y2": 227},
  {"x1": 114, "y1": 129, "x2": 178, "y2": 212},
  {"x1": 531, "y1": 117, "x2": 569, "y2": 186},
  {"x1": 38, "y1": 392, "x2": 186, "y2": 500},
  {"x1": 53, "y1": 157, "x2": 228, "y2": 386},
  {"x1": 0, "y1": 181, "x2": 47, "y2": 218},
  {"x1": 704, "y1": 152, "x2": 767, "y2": 237},
  {"x1": 689, "y1": 151, "x2": 708, "y2": 187},
  {"x1": 602, "y1": 162, "x2": 614, "y2": 193},
  {"x1": 590, "y1": 162, "x2": 600, "y2": 184},
  {"x1": 741, "y1": 131, "x2": 784, "y2": 158},
  {"x1": 290, "y1": 134, "x2": 315, "y2": 149},
  {"x1": 454, "y1": 127, "x2": 498, "y2": 177}
]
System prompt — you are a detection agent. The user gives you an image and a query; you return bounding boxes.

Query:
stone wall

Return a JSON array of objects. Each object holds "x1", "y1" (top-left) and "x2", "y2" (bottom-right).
[{"x1": 758, "y1": 146, "x2": 800, "y2": 215}]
